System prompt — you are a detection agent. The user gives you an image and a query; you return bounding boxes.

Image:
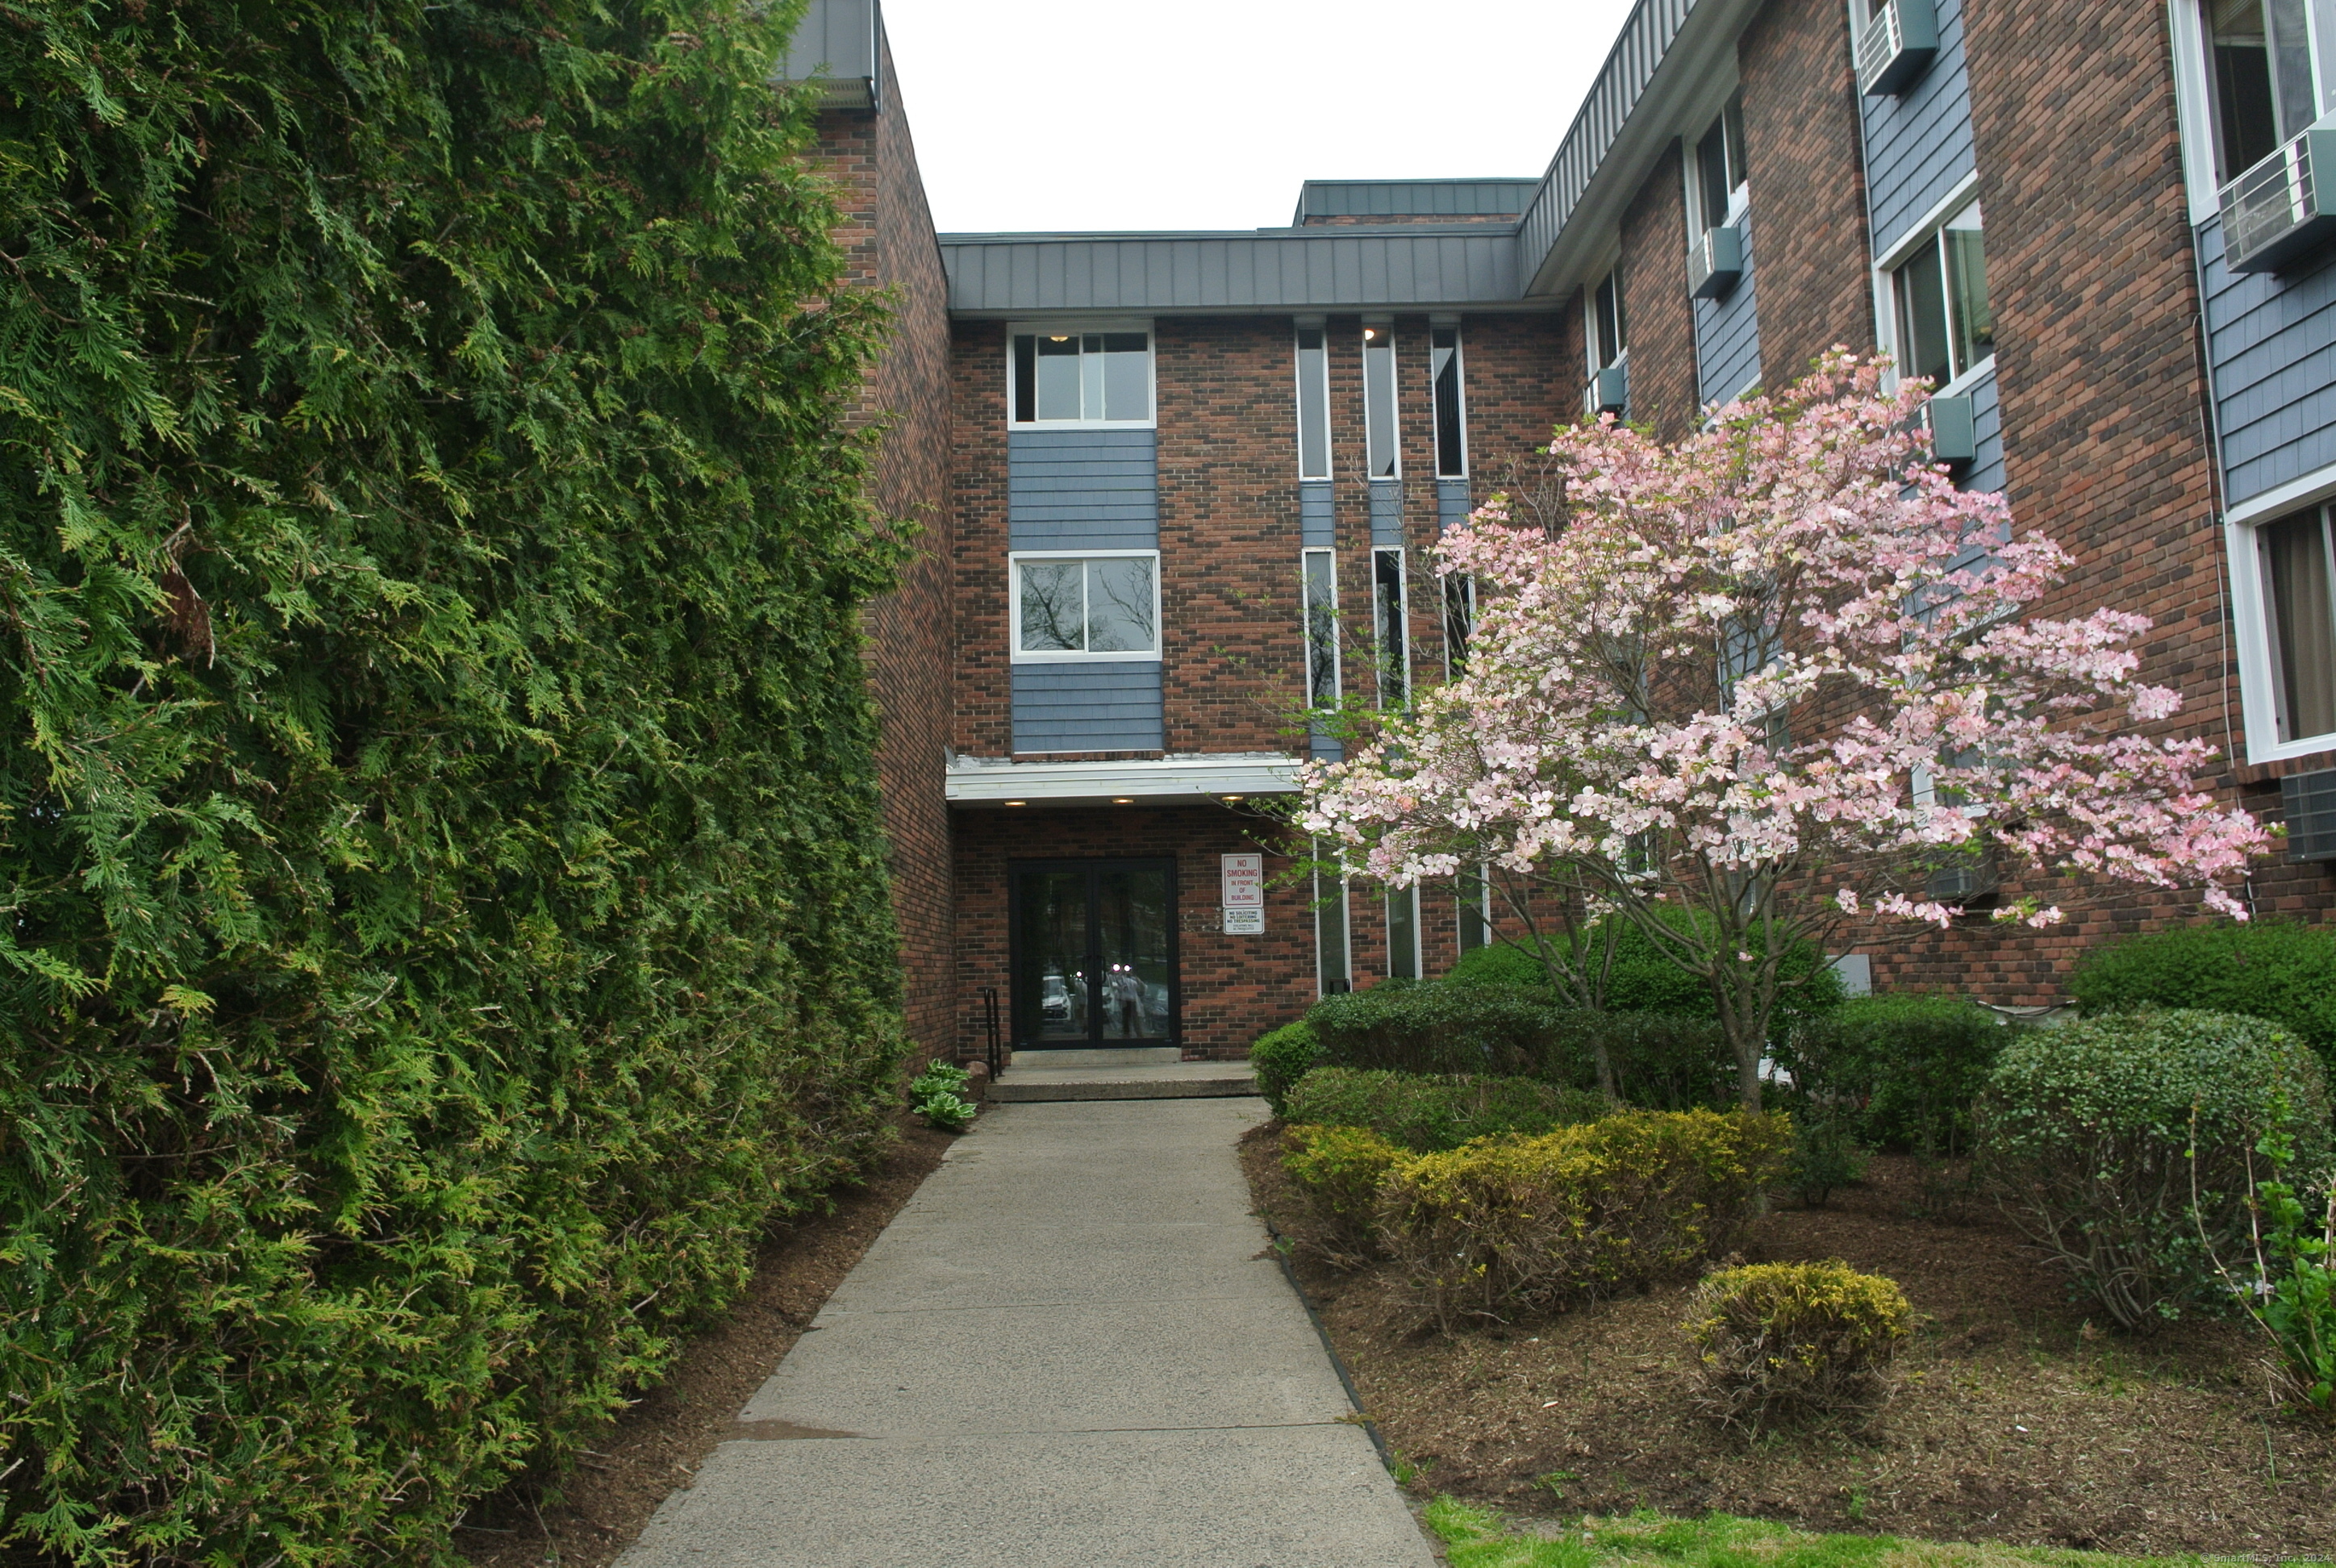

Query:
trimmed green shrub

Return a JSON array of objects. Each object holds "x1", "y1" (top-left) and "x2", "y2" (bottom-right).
[
  {"x1": 1377, "y1": 1109, "x2": 1793, "y2": 1328},
  {"x1": 1441, "y1": 918, "x2": 1845, "y2": 1033},
  {"x1": 1281, "y1": 1067, "x2": 1607, "y2": 1152},
  {"x1": 1786, "y1": 1107, "x2": 1871, "y2": 1207},
  {"x1": 2071, "y1": 921, "x2": 2336, "y2": 1078},
  {"x1": 1305, "y1": 982, "x2": 1569, "y2": 1078},
  {"x1": 1976, "y1": 1010, "x2": 2333, "y2": 1328},
  {"x1": 1250, "y1": 1020, "x2": 1326, "y2": 1115},
  {"x1": 1281, "y1": 1123, "x2": 1409, "y2": 1253},
  {"x1": 0, "y1": 4, "x2": 907, "y2": 1560},
  {"x1": 1597, "y1": 1012, "x2": 1737, "y2": 1111},
  {"x1": 1781, "y1": 995, "x2": 2009, "y2": 1155},
  {"x1": 1686, "y1": 1261, "x2": 1912, "y2": 1428}
]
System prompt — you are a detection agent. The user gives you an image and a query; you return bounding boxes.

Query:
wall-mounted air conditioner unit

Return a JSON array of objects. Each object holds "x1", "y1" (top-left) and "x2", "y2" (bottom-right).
[
  {"x1": 2282, "y1": 768, "x2": 2336, "y2": 861},
  {"x1": 1585, "y1": 365, "x2": 1628, "y2": 419},
  {"x1": 1925, "y1": 843, "x2": 1999, "y2": 905},
  {"x1": 1923, "y1": 394, "x2": 1976, "y2": 475},
  {"x1": 2220, "y1": 119, "x2": 2336, "y2": 273},
  {"x1": 1858, "y1": 0, "x2": 1938, "y2": 97},
  {"x1": 1687, "y1": 225, "x2": 1743, "y2": 300}
]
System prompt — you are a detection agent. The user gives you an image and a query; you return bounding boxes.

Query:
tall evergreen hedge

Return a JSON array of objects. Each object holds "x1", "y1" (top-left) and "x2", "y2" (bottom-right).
[{"x1": 0, "y1": 2, "x2": 909, "y2": 1558}]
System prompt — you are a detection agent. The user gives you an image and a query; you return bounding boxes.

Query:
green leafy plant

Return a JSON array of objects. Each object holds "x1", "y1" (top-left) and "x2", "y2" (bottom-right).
[
  {"x1": 2193, "y1": 1101, "x2": 2336, "y2": 1420},
  {"x1": 2071, "y1": 921, "x2": 2336, "y2": 1079},
  {"x1": 1977, "y1": 1009, "x2": 2332, "y2": 1328},
  {"x1": 1443, "y1": 917, "x2": 1844, "y2": 1035},
  {"x1": 1280, "y1": 1123, "x2": 1409, "y2": 1257},
  {"x1": 1250, "y1": 1020, "x2": 1326, "y2": 1114},
  {"x1": 0, "y1": 2, "x2": 907, "y2": 1559},
  {"x1": 1779, "y1": 995, "x2": 2009, "y2": 1156},
  {"x1": 1685, "y1": 1260, "x2": 1911, "y2": 1431},
  {"x1": 1786, "y1": 1107, "x2": 1871, "y2": 1208},
  {"x1": 1281, "y1": 1066, "x2": 1605, "y2": 1151},
  {"x1": 909, "y1": 1062, "x2": 978, "y2": 1132}
]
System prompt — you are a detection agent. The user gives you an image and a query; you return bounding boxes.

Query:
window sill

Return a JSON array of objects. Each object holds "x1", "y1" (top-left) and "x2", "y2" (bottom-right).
[
  {"x1": 1009, "y1": 651, "x2": 1163, "y2": 665},
  {"x1": 2242, "y1": 731, "x2": 2336, "y2": 767},
  {"x1": 1935, "y1": 356, "x2": 1996, "y2": 399},
  {"x1": 1010, "y1": 419, "x2": 1158, "y2": 432}
]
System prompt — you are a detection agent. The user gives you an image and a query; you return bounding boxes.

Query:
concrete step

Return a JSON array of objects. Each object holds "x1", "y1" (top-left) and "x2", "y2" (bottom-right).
[
  {"x1": 989, "y1": 1058, "x2": 1258, "y2": 1104},
  {"x1": 1008, "y1": 1046, "x2": 1181, "y2": 1068}
]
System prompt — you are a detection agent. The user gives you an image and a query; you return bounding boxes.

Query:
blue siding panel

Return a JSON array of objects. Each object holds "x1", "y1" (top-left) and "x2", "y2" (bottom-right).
[
  {"x1": 1436, "y1": 478, "x2": 1472, "y2": 531},
  {"x1": 1008, "y1": 430, "x2": 1159, "y2": 550},
  {"x1": 2200, "y1": 214, "x2": 2336, "y2": 507},
  {"x1": 1300, "y1": 481, "x2": 1336, "y2": 548},
  {"x1": 1858, "y1": 0, "x2": 1977, "y2": 252},
  {"x1": 1693, "y1": 214, "x2": 1764, "y2": 408},
  {"x1": 1011, "y1": 663, "x2": 1166, "y2": 754},
  {"x1": 1961, "y1": 365, "x2": 2004, "y2": 496},
  {"x1": 1370, "y1": 484, "x2": 1405, "y2": 546}
]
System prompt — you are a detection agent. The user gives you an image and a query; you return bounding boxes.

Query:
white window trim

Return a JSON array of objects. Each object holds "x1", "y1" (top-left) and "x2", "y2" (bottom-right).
[
  {"x1": 2226, "y1": 469, "x2": 2336, "y2": 761},
  {"x1": 1871, "y1": 171, "x2": 1985, "y2": 394},
  {"x1": 1295, "y1": 323, "x2": 1333, "y2": 481},
  {"x1": 1385, "y1": 884, "x2": 1422, "y2": 980},
  {"x1": 1362, "y1": 320, "x2": 1402, "y2": 482},
  {"x1": 1429, "y1": 323, "x2": 1470, "y2": 480},
  {"x1": 1302, "y1": 546, "x2": 1341, "y2": 707},
  {"x1": 2169, "y1": 0, "x2": 2226, "y2": 224},
  {"x1": 1372, "y1": 545, "x2": 1412, "y2": 708},
  {"x1": 1006, "y1": 318, "x2": 1158, "y2": 431},
  {"x1": 1313, "y1": 846, "x2": 1352, "y2": 997},
  {"x1": 1680, "y1": 88, "x2": 1752, "y2": 243},
  {"x1": 1007, "y1": 548, "x2": 1164, "y2": 663},
  {"x1": 1586, "y1": 269, "x2": 1628, "y2": 376},
  {"x1": 1458, "y1": 864, "x2": 1494, "y2": 953}
]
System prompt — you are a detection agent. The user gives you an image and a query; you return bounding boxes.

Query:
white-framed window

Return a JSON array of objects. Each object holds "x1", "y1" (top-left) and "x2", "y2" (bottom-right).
[
  {"x1": 1372, "y1": 547, "x2": 1410, "y2": 708},
  {"x1": 1457, "y1": 865, "x2": 1493, "y2": 954},
  {"x1": 1303, "y1": 548, "x2": 1341, "y2": 708},
  {"x1": 2206, "y1": 0, "x2": 2336, "y2": 184},
  {"x1": 1008, "y1": 551, "x2": 1161, "y2": 661},
  {"x1": 1442, "y1": 572, "x2": 1477, "y2": 678},
  {"x1": 1587, "y1": 268, "x2": 1628, "y2": 374},
  {"x1": 1295, "y1": 324, "x2": 1332, "y2": 479},
  {"x1": 1877, "y1": 190, "x2": 1992, "y2": 391},
  {"x1": 2229, "y1": 495, "x2": 2336, "y2": 757},
  {"x1": 1362, "y1": 322, "x2": 1400, "y2": 479},
  {"x1": 1008, "y1": 322, "x2": 1155, "y2": 427},
  {"x1": 1429, "y1": 325, "x2": 1467, "y2": 477},
  {"x1": 1314, "y1": 846, "x2": 1352, "y2": 995},
  {"x1": 1690, "y1": 93, "x2": 1750, "y2": 232},
  {"x1": 1385, "y1": 886, "x2": 1421, "y2": 980}
]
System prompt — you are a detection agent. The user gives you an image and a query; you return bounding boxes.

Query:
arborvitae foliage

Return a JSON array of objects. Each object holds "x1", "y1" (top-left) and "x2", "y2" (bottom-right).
[{"x1": 0, "y1": 2, "x2": 908, "y2": 1558}]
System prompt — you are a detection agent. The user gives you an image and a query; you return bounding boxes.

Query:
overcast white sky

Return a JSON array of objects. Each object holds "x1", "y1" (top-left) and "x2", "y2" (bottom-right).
[{"x1": 878, "y1": 0, "x2": 1642, "y2": 235}]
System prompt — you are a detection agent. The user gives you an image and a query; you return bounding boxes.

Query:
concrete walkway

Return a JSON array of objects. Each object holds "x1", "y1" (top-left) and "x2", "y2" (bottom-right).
[{"x1": 615, "y1": 1093, "x2": 1435, "y2": 1567}]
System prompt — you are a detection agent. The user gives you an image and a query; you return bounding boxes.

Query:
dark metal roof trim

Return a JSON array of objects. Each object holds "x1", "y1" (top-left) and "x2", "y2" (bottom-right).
[
  {"x1": 1291, "y1": 178, "x2": 1541, "y2": 224},
  {"x1": 775, "y1": 0, "x2": 878, "y2": 109}
]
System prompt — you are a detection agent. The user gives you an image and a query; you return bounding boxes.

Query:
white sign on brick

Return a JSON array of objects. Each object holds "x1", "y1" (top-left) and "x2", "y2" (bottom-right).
[
  {"x1": 1220, "y1": 853, "x2": 1264, "y2": 908},
  {"x1": 1223, "y1": 907, "x2": 1265, "y2": 935}
]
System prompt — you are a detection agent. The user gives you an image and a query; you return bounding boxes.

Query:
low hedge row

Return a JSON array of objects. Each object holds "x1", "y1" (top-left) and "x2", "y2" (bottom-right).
[
  {"x1": 1281, "y1": 1067, "x2": 1606, "y2": 1152},
  {"x1": 1283, "y1": 1108, "x2": 1792, "y2": 1328},
  {"x1": 2071, "y1": 921, "x2": 2336, "y2": 1078},
  {"x1": 1779, "y1": 995, "x2": 2009, "y2": 1156}
]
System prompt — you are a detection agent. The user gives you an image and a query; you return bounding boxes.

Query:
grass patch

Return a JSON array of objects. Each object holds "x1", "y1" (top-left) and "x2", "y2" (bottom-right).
[{"x1": 1419, "y1": 1500, "x2": 2250, "y2": 1568}]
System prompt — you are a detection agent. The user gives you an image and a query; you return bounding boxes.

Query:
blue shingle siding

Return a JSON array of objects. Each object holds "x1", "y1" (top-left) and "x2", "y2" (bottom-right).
[
  {"x1": 1011, "y1": 663, "x2": 1166, "y2": 753},
  {"x1": 1300, "y1": 481, "x2": 1336, "y2": 548},
  {"x1": 1370, "y1": 484, "x2": 1405, "y2": 546},
  {"x1": 2200, "y1": 216, "x2": 2336, "y2": 507},
  {"x1": 1436, "y1": 478, "x2": 1472, "y2": 532},
  {"x1": 1858, "y1": 0, "x2": 1977, "y2": 252},
  {"x1": 1694, "y1": 215, "x2": 1763, "y2": 408},
  {"x1": 1961, "y1": 365, "x2": 2004, "y2": 498},
  {"x1": 1007, "y1": 430, "x2": 1158, "y2": 549}
]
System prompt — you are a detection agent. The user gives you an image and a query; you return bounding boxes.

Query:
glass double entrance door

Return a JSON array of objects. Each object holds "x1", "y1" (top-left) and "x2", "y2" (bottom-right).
[{"x1": 1011, "y1": 858, "x2": 1178, "y2": 1048}]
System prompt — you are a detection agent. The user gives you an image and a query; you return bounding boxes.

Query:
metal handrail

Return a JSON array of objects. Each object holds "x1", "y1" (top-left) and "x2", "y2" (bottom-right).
[{"x1": 980, "y1": 986, "x2": 1003, "y2": 1079}]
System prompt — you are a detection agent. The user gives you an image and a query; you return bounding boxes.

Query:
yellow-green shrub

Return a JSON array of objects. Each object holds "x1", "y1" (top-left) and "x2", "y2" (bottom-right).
[
  {"x1": 1281, "y1": 1124, "x2": 1409, "y2": 1253},
  {"x1": 1376, "y1": 1109, "x2": 1792, "y2": 1328},
  {"x1": 1686, "y1": 1261, "x2": 1912, "y2": 1429}
]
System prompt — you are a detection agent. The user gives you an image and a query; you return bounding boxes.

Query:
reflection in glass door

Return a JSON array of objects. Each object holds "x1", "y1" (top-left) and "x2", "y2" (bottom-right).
[{"x1": 1011, "y1": 859, "x2": 1178, "y2": 1048}]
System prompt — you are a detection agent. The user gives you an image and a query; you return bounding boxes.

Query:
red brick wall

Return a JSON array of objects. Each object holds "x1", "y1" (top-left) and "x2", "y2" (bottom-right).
[
  {"x1": 1737, "y1": 0, "x2": 1875, "y2": 386},
  {"x1": 952, "y1": 805, "x2": 1316, "y2": 1059},
  {"x1": 1842, "y1": 0, "x2": 2334, "y2": 1000},
  {"x1": 814, "y1": 33, "x2": 957, "y2": 1060},
  {"x1": 949, "y1": 320, "x2": 1012, "y2": 757},
  {"x1": 1616, "y1": 142, "x2": 1701, "y2": 441}
]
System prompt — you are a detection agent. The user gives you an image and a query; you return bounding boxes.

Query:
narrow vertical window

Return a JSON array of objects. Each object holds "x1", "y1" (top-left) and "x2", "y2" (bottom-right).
[
  {"x1": 1590, "y1": 270, "x2": 1628, "y2": 371},
  {"x1": 1373, "y1": 548, "x2": 1409, "y2": 708},
  {"x1": 2262, "y1": 505, "x2": 2336, "y2": 742},
  {"x1": 1314, "y1": 848, "x2": 1351, "y2": 995},
  {"x1": 1694, "y1": 94, "x2": 1748, "y2": 231},
  {"x1": 1429, "y1": 326, "x2": 1466, "y2": 477},
  {"x1": 1442, "y1": 572, "x2": 1476, "y2": 678},
  {"x1": 1457, "y1": 865, "x2": 1492, "y2": 953},
  {"x1": 1295, "y1": 326, "x2": 1331, "y2": 479},
  {"x1": 1892, "y1": 201, "x2": 1991, "y2": 387},
  {"x1": 1362, "y1": 323, "x2": 1400, "y2": 479},
  {"x1": 1303, "y1": 548, "x2": 1341, "y2": 709},
  {"x1": 1385, "y1": 886, "x2": 1420, "y2": 980}
]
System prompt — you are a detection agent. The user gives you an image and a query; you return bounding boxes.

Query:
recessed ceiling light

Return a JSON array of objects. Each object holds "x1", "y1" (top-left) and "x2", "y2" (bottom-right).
[
  {"x1": 1112, "y1": 797, "x2": 1135, "y2": 804},
  {"x1": 1004, "y1": 800, "x2": 1026, "y2": 807},
  {"x1": 1362, "y1": 327, "x2": 1378, "y2": 340},
  {"x1": 1224, "y1": 794, "x2": 1243, "y2": 803},
  {"x1": 1049, "y1": 334, "x2": 1070, "y2": 342}
]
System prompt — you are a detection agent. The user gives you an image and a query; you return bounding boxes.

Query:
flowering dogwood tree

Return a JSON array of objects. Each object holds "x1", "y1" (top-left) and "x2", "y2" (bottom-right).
[{"x1": 1300, "y1": 353, "x2": 2273, "y2": 1107}]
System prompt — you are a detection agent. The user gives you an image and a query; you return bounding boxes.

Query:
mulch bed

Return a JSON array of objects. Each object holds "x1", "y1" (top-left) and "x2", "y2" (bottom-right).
[
  {"x1": 457, "y1": 1113, "x2": 956, "y2": 1568},
  {"x1": 1239, "y1": 1122, "x2": 2336, "y2": 1558}
]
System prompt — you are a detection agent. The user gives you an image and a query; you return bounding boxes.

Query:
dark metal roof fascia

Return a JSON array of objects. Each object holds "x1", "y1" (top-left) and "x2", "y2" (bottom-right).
[
  {"x1": 774, "y1": 0, "x2": 878, "y2": 109},
  {"x1": 1512, "y1": 0, "x2": 1765, "y2": 301},
  {"x1": 940, "y1": 227, "x2": 1552, "y2": 317},
  {"x1": 1291, "y1": 178, "x2": 1542, "y2": 225}
]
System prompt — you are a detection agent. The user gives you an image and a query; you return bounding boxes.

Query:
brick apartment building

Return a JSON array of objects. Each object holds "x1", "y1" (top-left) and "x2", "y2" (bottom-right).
[{"x1": 787, "y1": 0, "x2": 2336, "y2": 1065}]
